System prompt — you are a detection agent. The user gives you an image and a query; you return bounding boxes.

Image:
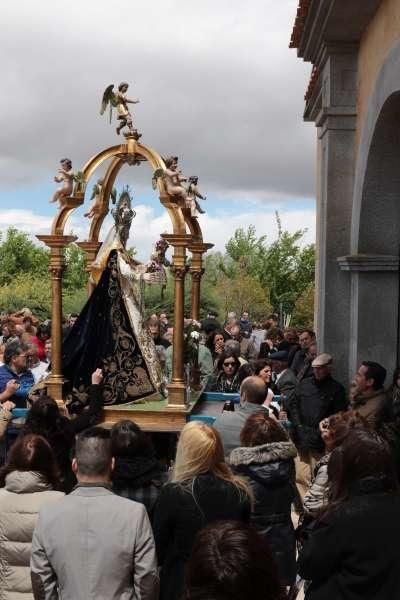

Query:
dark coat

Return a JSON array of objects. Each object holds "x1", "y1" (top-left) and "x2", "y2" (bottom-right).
[
  {"x1": 20, "y1": 384, "x2": 103, "y2": 493},
  {"x1": 230, "y1": 441, "x2": 297, "y2": 585},
  {"x1": 275, "y1": 368, "x2": 297, "y2": 406},
  {"x1": 258, "y1": 342, "x2": 279, "y2": 359},
  {"x1": 153, "y1": 472, "x2": 251, "y2": 600},
  {"x1": 112, "y1": 455, "x2": 167, "y2": 518},
  {"x1": 298, "y1": 480, "x2": 400, "y2": 600},
  {"x1": 289, "y1": 375, "x2": 347, "y2": 452}
]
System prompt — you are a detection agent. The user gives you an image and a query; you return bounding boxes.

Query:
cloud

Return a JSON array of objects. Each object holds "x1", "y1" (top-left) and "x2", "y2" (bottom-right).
[
  {"x1": 0, "y1": 204, "x2": 315, "y2": 265},
  {"x1": 0, "y1": 0, "x2": 315, "y2": 201}
]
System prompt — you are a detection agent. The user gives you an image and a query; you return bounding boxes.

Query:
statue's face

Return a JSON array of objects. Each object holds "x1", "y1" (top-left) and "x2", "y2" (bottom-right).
[{"x1": 121, "y1": 84, "x2": 128, "y2": 93}]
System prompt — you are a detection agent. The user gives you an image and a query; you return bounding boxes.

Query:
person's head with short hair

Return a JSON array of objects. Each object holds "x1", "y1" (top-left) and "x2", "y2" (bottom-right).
[
  {"x1": 223, "y1": 339, "x2": 240, "y2": 357},
  {"x1": 253, "y1": 359, "x2": 272, "y2": 385},
  {"x1": 147, "y1": 317, "x2": 161, "y2": 339},
  {"x1": 36, "y1": 324, "x2": 50, "y2": 342},
  {"x1": 2, "y1": 319, "x2": 16, "y2": 338},
  {"x1": 217, "y1": 350, "x2": 240, "y2": 379},
  {"x1": 355, "y1": 361, "x2": 387, "y2": 393},
  {"x1": 225, "y1": 318, "x2": 240, "y2": 338},
  {"x1": 269, "y1": 350, "x2": 289, "y2": 375},
  {"x1": 0, "y1": 433, "x2": 60, "y2": 488},
  {"x1": 4, "y1": 342, "x2": 28, "y2": 373},
  {"x1": 110, "y1": 420, "x2": 154, "y2": 459},
  {"x1": 299, "y1": 329, "x2": 316, "y2": 350},
  {"x1": 44, "y1": 338, "x2": 52, "y2": 362},
  {"x1": 24, "y1": 395, "x2": 62, "y2": 430},
  {"x1": 240, "y1": 412, "x2": 289, "y2": 447},
  {"x1": 312, "y1": 353, "x2": 333, "y2": 382},
  {"x1": 237, "y1": 362, "x2": 254, "y2": 385},
  {"x1": 320, "y1": 410, "x2": 369, "y2": 452},
  {"x1": 73, "y1": 427, "x2": 113, "y2": 483},
  {"x1": 327, "y1": 429, "x2": 398, "y2": 511},
  {"x1": 68, "y1": 314, "x2": 79, "y2": 327},
  {"x1": 15, "y1": 324, "x2": 24, "y2": 338},
  {"x1": 208, "y1": 330, "x2": 225, "y2": 351},
  {"x1": 283, "y1": 327, "x2": 298, "y2": 345},
  {"x1": 184, "y1": 520, "x2": 285, "y2": 600},
  {"x1": 22, "y1": 315, "x2": 35, "y2": 333},
  {"x1": 26, "y1": 342, "x2": 40, "y2": 368},
  {"x1": 227, "y1": 311, "x2": 237, "y2": 320},
  {"x1": 241, "y1": 311, "x2": 249, "y2": 321},
  {"x1": 159, "y1": 312, "x2": 168, "y2": 324},
  {"x1": 240, "y1": 376, "x2": 268, "y2": 406},
  {"x1": 265, "y1": 327, "x2": 283, "y2": 344},
  {"x1": 172, "y1": 422, "x2": 250, "y2": 498}
]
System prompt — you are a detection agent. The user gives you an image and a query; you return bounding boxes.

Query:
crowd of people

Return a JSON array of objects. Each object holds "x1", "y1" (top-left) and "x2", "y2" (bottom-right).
[{"x1": 0, "y1": 308, "x2": 400, "y2": 598}]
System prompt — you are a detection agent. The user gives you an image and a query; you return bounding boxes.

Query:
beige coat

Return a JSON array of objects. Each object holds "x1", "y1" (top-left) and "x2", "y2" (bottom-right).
[
  {"x1": 31, "y1": 484, "x2": 159, "y2": 600},
  {"x1": 0, "y1": 471, "x2": 64, "y2": 600},
  {"x1": 0, "y1": 407, "x2": 12, "y2": 440}
]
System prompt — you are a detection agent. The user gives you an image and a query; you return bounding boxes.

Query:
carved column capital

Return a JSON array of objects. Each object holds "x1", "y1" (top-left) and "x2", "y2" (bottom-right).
[
  {"x1": 170, "y1": 265, "x2": 188, "y2": 280},
  {"x1": 189, "y1": 268, "x2": 204, "y2": 280},
  {"x1": 49, "y1": 265, "x2": 64, "y2": 280}
]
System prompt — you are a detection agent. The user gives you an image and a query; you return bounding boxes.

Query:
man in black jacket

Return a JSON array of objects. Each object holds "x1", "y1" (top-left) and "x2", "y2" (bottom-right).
[{"x1": 289, "y1": 353, "x2": 347, "y2": 499}]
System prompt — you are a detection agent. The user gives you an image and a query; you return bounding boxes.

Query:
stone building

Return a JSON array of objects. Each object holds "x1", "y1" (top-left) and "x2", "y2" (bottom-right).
[{"x1": 291, "y1": 0, "x2": 400, "y2": 384}]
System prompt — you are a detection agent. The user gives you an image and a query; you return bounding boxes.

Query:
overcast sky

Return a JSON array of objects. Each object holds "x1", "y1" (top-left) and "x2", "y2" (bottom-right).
[{"x1": 0, "y1": 0, "x2": 315, "y2": 260}]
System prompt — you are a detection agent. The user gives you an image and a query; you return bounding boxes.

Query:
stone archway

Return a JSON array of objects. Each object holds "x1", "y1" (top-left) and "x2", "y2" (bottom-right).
[{"x1": 344, "y1": 40, "x2": 400, "y2": 378}]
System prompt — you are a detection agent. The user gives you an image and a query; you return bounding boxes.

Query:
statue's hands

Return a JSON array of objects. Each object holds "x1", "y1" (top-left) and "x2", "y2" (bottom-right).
[{"x1": 91, "y1": 368, "x2": 103, "y2": 385}]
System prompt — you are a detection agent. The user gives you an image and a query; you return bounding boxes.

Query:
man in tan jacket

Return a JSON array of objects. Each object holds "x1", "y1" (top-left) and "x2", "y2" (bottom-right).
[{"x1": 30, "y1": 427, "x2": 159, "y2": 600}]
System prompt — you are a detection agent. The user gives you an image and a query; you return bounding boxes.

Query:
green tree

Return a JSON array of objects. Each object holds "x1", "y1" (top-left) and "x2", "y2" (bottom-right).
[
  {"x1": 0, "y1": 273, "x2": 51, "y2": 317},
  {"x1": 291, "y1": 282, "x2": 315, "y2": 328},
  {"x1": 224, "y1": 215, "x2": 315, "y2": 318},
  {"x1": 0, "y1": 228, "x2": 49, "y2": 286},
  {"x1": 63, "y1": 243, "x2": 88, "y2": 291}
]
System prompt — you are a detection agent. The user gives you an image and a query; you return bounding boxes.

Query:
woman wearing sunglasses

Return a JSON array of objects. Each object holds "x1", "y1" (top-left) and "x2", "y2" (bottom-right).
[{"x1": 207, "y1": 350, "x2": 241, "y2": 393}]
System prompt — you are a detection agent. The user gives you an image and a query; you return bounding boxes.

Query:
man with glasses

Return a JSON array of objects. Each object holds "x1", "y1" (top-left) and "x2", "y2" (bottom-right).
[{"x1": 0, "y1": 342, "x2": 35, "y2": 408}]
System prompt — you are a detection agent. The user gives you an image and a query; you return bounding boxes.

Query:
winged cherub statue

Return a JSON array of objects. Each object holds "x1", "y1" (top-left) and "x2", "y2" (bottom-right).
[
  {"x1": 152, "y1": 156, "x2": 190, "y2": 205},
  {"x1": 84, "y1": 178, "x2": 117, "y2": 219},
  {"x1": 100, "y1": 82, "x2": 140, "y2": 135},
  {"x1": 50, "y1": 158, "x2": 74, "y2": 204}
]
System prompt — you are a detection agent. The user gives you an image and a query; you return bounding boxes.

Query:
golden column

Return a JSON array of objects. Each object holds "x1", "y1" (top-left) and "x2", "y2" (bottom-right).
[
  {"x1": 77, "y1": 241, "x2": 102, "y2": 296},
  {"x1": 188, "y1": 243, "x2": 214, "y2": 321},
  {"x1": 36, "y1": 234, "x2": 77, "y2": 406},
  {"x1": 161, "y1": 233, "x2": 192, "y2": 408}
]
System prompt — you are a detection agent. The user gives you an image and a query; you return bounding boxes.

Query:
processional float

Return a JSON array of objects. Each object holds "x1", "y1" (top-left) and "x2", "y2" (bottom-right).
[{"x1": 37, "y1": 82, "x2": 213, "y2": 430}]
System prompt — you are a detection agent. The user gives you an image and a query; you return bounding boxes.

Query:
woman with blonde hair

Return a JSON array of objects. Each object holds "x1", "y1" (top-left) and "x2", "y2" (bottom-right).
[{"x1": 153, "y1": 421, "x2": 251, "y2": 600}]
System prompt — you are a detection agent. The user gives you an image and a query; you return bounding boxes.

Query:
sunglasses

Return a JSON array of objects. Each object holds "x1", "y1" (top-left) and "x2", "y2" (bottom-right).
[{"x1": 223, "y1": 362, "x2": 236, "y2": 367}]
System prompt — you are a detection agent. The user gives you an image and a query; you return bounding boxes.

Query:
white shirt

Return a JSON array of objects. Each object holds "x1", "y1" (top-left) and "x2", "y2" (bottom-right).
[{"x1": 30, "y1": 361, "x2": 49, "y2": 383}]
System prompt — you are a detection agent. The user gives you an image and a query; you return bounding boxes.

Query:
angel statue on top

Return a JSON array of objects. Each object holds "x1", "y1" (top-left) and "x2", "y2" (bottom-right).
[{"x1": 100, "y1": 82, "x2": 140, "y2": 136}]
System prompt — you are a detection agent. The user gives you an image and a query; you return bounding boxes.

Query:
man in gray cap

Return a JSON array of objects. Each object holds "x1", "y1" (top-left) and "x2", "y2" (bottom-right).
[{"x1": 289, "y1": 352, "x2": 347, "y2": 500}]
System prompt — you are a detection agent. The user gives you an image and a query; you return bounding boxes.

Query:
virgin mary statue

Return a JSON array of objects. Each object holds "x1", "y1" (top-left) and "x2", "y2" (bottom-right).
[{"x1": 62, "y1": 187, "x2": 164, "y2": 411}]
